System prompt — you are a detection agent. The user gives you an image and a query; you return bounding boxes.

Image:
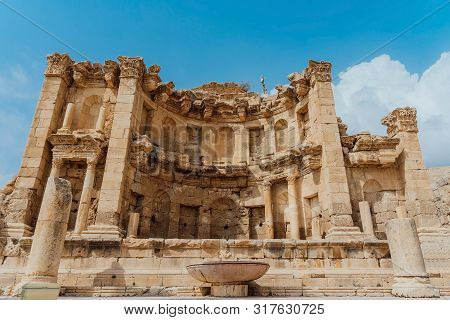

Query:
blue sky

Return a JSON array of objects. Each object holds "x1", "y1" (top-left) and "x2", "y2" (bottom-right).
[{"x1": 0, "y1": 0, "x2": 450, "y2": 185}]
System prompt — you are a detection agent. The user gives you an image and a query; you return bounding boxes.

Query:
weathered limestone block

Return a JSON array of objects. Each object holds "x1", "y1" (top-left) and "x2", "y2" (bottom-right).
[
  {"x1": 21, "y1": 177, "x2": 72, "y2": 299},
  {"x1": 385, "y1": 218, "x2": 439, "y2": 298}
]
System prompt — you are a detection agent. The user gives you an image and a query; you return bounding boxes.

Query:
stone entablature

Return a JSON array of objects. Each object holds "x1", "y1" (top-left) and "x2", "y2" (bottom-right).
[
  {"x1": 0, "y1": 53, "x2": 449, "y2": 298},
  {"x1": 341, "y1": 133, "x2": 400, "y2": 167}
]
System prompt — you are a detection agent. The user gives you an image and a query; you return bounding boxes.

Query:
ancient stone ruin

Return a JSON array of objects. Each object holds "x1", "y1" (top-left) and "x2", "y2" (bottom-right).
[{"x1": 0, "y1": 53, "x2": 449, "y2": 297}]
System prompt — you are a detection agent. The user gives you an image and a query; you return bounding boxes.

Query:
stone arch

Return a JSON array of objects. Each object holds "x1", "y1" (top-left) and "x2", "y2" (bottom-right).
[
  {"x1": 148, "y1": 190, "x2": 171, "y2": 238},
  {"x1": 216, "y1": 127, "x2": 234, "y2": 162},
  {"x1": 274, "y1": 119, "x2": 288, "y2": 152},
  {"x1": 209, "y1": 197, "x2": 247, "y2": 239},
  {"x1": 162, "y1": 117, "x2": 177, "y2": 152},
  {"x1": 72, "y1": 95, "x2": 103, "y2": 130}
]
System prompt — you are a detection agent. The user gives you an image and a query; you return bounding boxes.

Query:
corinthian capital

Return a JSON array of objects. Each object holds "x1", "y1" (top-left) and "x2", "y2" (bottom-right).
[
  {"x1": 381, "y1": 107, "x2": 418, "y2": 137},
  {"x1": 118, "y1": 56, "x2": 145, "y2": 80},
  {"x1": 45, "y1": 53, "x2": 74, "y2": 84},
  {"x1": 305, "y1": 60, "x2": 332, "y2": 85}
]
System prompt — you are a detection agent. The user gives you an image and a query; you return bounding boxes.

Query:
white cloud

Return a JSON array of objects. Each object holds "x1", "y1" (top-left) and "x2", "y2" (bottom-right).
[{"x1": 333, "y1": 53, "x2": 450, "y2": 168}]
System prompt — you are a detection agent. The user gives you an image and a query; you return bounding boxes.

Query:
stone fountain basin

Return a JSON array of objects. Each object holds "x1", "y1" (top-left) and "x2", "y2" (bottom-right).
[{"x1": 186, "y1": 261, "x2": 270, "y2": 284}]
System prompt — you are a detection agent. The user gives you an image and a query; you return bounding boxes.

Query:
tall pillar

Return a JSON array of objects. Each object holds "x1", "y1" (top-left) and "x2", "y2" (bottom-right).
[
  {"x1": 73, "y1": 158, "x2": 97, "y2": 235},
  {"x1": 385, "y1": 218, "x2": 439, "y2": 298},
  {"x1": 285, "y1": 175, "x2": 300, "y2": 239},
  {"x1": 21, "y1": 177, "x2": 72, "y2": 299},
  {"x1": 311, "y1": 206, "x2": 321, "y2": 240},
  {"x1": 382, "y1": 107, "x2": 440, "y2": 231},
  {"x1": 95, "y1": 105, "x2": 107, "y2": 132},
  {"x1": 263, "y1": 181, "x2": 274, "y2": 239},
  {"x1": 59, "y1": 102, "x2": 75, "y2": 132},
  {"x1": 0, "y1": 53, "x2": 73, "y2": 238},
  {"x1": 85, "y1": 56, "x2": 145, "y2": 238},
  {"x1": 305, "y1": 61, "x2": 362, "y2": 240}
]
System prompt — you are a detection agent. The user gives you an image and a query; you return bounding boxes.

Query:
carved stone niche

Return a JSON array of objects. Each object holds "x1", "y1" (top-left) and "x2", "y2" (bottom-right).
[
  {"x1": 342, "y1": 132, "x2": 400, "y2": 167},
  {"x1": 381, "y1": 107, "x2": 418, "y2": 137}
]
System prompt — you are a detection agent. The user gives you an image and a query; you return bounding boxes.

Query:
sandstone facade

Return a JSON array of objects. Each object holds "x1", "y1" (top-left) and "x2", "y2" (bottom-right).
[{"x1": 0, "y1": 53, "x2": 449, "y2": 297}]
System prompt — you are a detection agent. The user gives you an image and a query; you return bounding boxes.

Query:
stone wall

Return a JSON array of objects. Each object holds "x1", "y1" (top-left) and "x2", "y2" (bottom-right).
[{"x1": 428, "y1": 166, "x2": 450, "y2": 227}]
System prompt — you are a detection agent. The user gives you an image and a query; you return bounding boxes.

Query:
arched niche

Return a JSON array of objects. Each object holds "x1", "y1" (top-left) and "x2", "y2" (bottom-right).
[
  {"x1": 162, "y1": 117, "x2": 177, "y2": 152},
  {"x1": 148, "y1": 191, "x2": 170, "y2": 238},
  {"x1": 274, "y1": 119, "x2": 288, "y2": 152},
  {"x1": 210, "y1": 197, "x2": 246, "y2": 239},
  {"x1": 71, "y1": 95, "x2": 102, "y2": 130}
]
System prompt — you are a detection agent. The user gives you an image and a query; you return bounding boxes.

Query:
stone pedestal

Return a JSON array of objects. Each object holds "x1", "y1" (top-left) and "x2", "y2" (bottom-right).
[
  {"x1": 211, "y1": 284, "x2": 248, "y2": 297},
  {"x1": 385, "y1": 218, "x2": 439, "y2": 298},
  {"x1": 21, "y1": 177, "x2": 72, "y2": 299}
]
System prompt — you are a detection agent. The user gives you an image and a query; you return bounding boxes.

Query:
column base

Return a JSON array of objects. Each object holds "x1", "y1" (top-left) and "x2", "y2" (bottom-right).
[
  {"x1": 211, "y1": 284, "x2": 248, "y2": 297},
  {"x1": 82, "y1": 224, "x2": 124, "y2": 239},
  {"x1": 392, "y1": 277, "x2": 439, "y2": 298},
  {"x1": 325, "y1": 226, "x2": 365, "y2": 241},
  {"x1": 21, "y1": 282, "x2": 60, "y2": 300},
  {"x1": 0, "y1": 223, "x2": 33, "y2": 238}
]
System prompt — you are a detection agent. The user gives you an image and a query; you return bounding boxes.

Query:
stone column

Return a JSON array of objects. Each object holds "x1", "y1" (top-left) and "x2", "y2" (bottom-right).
[
  {"x1": 305, "y1": 61, "x2": 362, "y2": 240},
  {"x1": 198, "y1": 207, "x2": 211, "y2": 238},
  {"x1": 0, "y1": 53, "x2": 73, "y2": 239},
  {"x1": 359, "y1": 201, "x2": 375, "y2": 239},
  {"x1": 167, "y1": 202, "x2": 180, "y2": 238},
  {"x1": 263, "y1": 181, "x2": 274, "y2": 239},
  {"x1": 285, "y1": 176, "x2": 300, "y2": 239},
  {"x1": 311, "y1": 206, "x2": 321, "y2": 240},
  {"x1": 263, "y1": 121, "x2": 274, "y2": 156},
  {"x1": 127, "y1": 212, "x2": 140, "y2": 238},
  {"x1": 49, "y1": 158, "x2": 64, "y2": 178},
  {"x1": 60, "y1": 102, "x2": 75, "y2": 132},
  {"x1": 85, "y1": 56, "x2": 145, "y2": 238},
  {"x1": 21, "y1": 177, "x2": 72, "y2": 299},
  {"x1": 385, "y1": 218, "x2": 439, "y2": 298},
  {"x1": 95, "y1": 105, "x2": 107, "y2": 132},
  {"x1": 73, "y1": 158, "x2": 97, "y2": 235}
]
